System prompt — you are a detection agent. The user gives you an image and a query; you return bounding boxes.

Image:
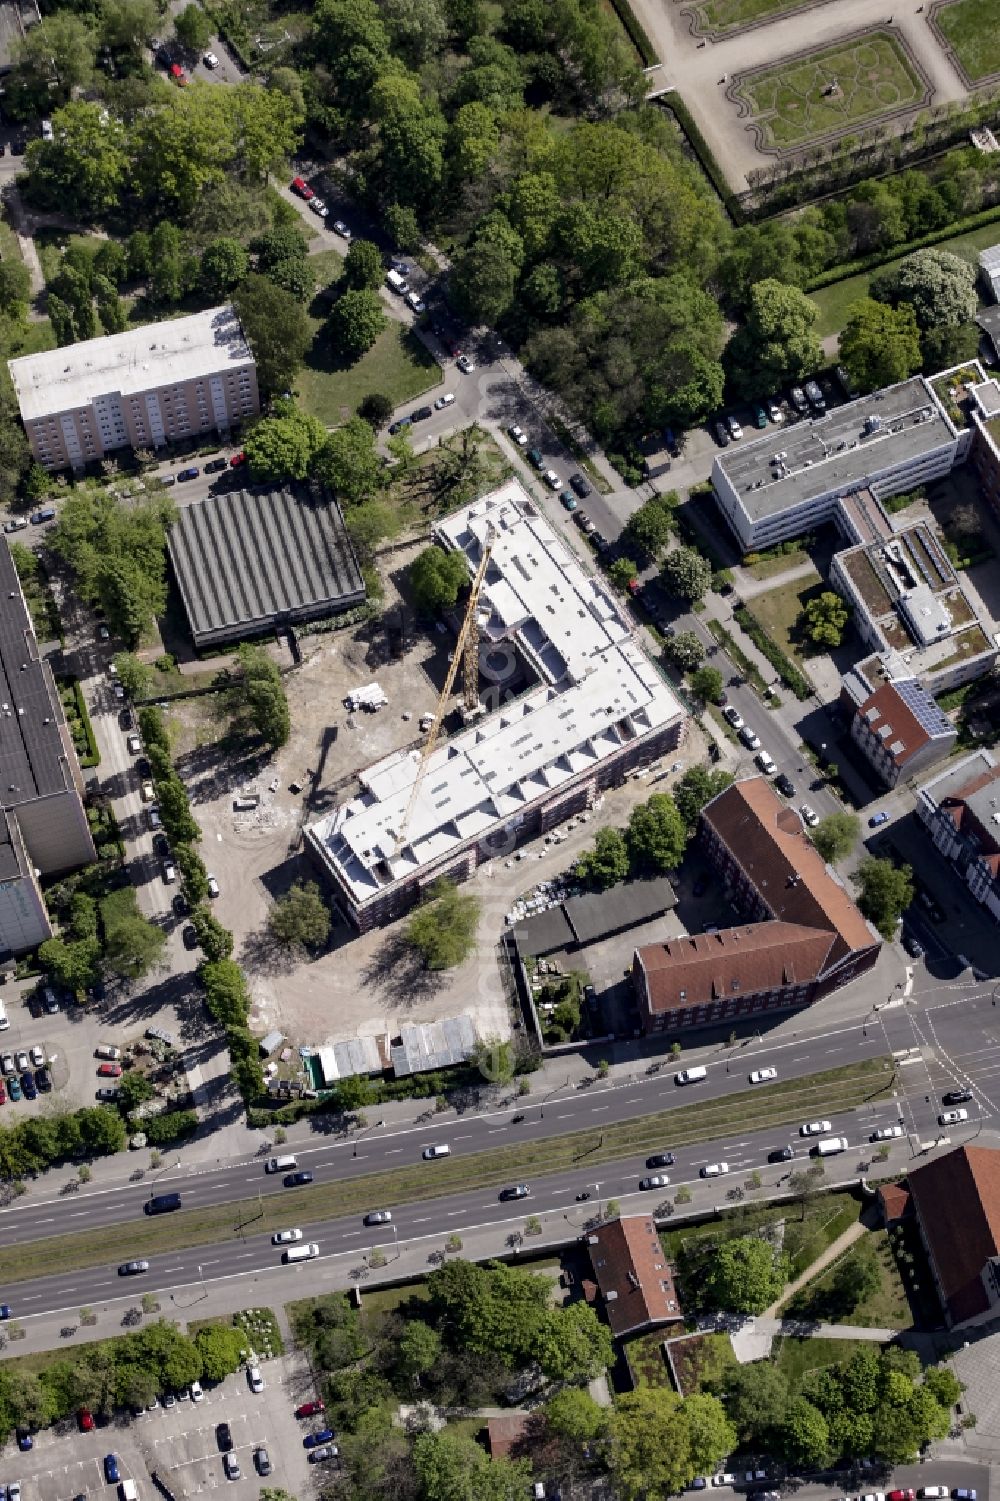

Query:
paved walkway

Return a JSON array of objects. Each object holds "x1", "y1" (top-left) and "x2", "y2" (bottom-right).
[
  {"x1": 730, "y1": 558, "x2": 820, "y2": 601},
  {"x1": 756, "y1": 1314, "x2": 899, "y2": 1340},
  {"x1": 765, "y1": 1215, "x2": 867, "y2": 1316}
]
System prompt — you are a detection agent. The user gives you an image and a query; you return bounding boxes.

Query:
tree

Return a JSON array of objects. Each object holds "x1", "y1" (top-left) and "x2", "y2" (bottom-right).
[
  {"x1": 607, "y1": 556, "x2": 638, "y2": 592},
  {"x1": 781, "y1": 1397, "x2": 830, "y2": 1469},
  {"x1": 344, "y1": 239, "x2": 385, "y2": 291},
  {"x1": 397, "y1": 1319, "x2": 442, "y2": 1385},
  {"x1": 870, "y1": 249, "x2": 977, "y2": 332},
  {"x1": 839, "y1": 298, "x2": 922, "y2": 394},
  {"x1": 723, "y1": 1361, "x2": 789, "y2": 1445},
  {"x1": 663, "y1": 630, "x2": 704, "y2": 672},
  {"x1": 315, "y1": 417, "x2": 382, "y2": 503},
  {"x1": 103, "y1": 904, "x2": 168, "y2": 979},
  {"x1": 450, "y1": 214, "x2": 524, "y2": 325},
  {"x1": 576, "y1": 826, "x2": 630, "y2": 889},
  {"x1": 194, "y1": 1324, "x2": 246, "y2": 1381},
  {"x1": 38, "y1": 935, "x2": 99, "y2": 992},
  {"x1": 610, "y1": 1388, "x2": 695, "y2": 1501},
  {"x1": 706, "y1": 1236, "x2": 788, "y2": 1314},
  {"x1": 622, "y1": 496, "x2": 675, "y2": 562},
  {"x1": 405, "y1": 879, "x2": 480, "y2": 970},
  {"x1": 686, "y1": 1393, "x2": 739, "y2": 1474},
  {"x1": 788, "y1": 1163, "x2": 825, "y2": 1220},
  {"x1": 232, "y1": 644, "x2": 290, "y2": 749},
  {"x1": 98, "y1": 0, "x2": 160, "y2": 57},
  {"x1": 412, "y1": 1429, "x2": 531, "y2": 1501},
  {"x1": 855, "y1": 857, "x2": 914, "y2": 940},
  {"x1": 408, "y1": 545, "x2": 468, "y2": 616},
  {"x1": 117, "y1": 1070, "x2": 156, "y2": 1114},
  {"x1": 188, "y1": 907, "x2": 233, "y2": 963},
  {"x1": 243, "y1": 405, "x2": 327, "y2": 482},
  {"x1": 673, "y1": 765, "x2": 733, "y2": 833},
  {"x1": 801, "y1": 591, "x2": 849, "y2": 648},
  {"x1": 234, "y1": 276, "x2": 311, "y2": 396},
  {"x1": 201, "y1": 238, "x2": 250, "y2": 299},
  {"x1": 546, "y1": 1386, "x2": 608, "y2": 1444},
  {"x1": 627, "y1": 793, "x2": 686, "y2": 873},
  {"x1": 269, "y1": 881, "x2": 331, "y2": 950},
  {"x1": 24, "y1": 101, "x2": 129, "y2": 221},
  {"x1": 113, "y1": 652, "x2": 155, "y2": 701},
  {"x1": 662, "y1": 546, "x2": 712, "y2": 604},
  {"x1": 923, "y1": 1365, "x2": 962, "y2": 1409},
  {"x1": 535, "y1": 1301, "x2": 613, "y2": 1383},
  {"x1": 328, "y1": 289, "x2": 386, "y2": 361},
  {"x1": 725, "y1": 279, "x2": 822, "y2": 399},
  {"x1": 358, "y1": 392, "x2": 394, "y2": 427},
  {"x1": 689, "y1": 666, "x2": 723, "y2": 704},
  {"x1": 469, "y1": 1034, "x2": 515, "y2": 1085},
  {"x1": 15, "y1": 13, "x2": 97, "y2": 104},
  {"x1": 829, "y1": 1243, "x2": 881, "y2": 1313},
  {"x1": 174, "y1": 2, "x2": 212, "y2": 52},
  {"x1": 811, "y1": 812, "x2": 860, "y2": 864}
]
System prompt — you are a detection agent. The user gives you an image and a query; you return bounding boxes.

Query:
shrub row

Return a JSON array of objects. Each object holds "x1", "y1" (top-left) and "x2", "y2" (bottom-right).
[
  {"x1": 805, "y1": 202, "x2": 1000, "y2": 292},
  {"x1": 141, "y1": 1109, "x2": 198, "y2": 1145},
  {"x1": 608, "y1": 0, "x2": 658, "y2": 67},
  {"x1": 658, "y1": 97, "x2": 742, "y2": 224},
  {"x1": 733, "y1": 605, "x2": 812, "y2": 701},
  {"x1": 0, "y1": 1105, "x2": 126, "y2": 1180}
]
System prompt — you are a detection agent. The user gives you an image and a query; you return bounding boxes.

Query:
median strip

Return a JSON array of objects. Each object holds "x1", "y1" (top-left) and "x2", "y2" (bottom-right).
[{"x1": 0, "y1": 1057, "x2": 894, "y2": 1288}]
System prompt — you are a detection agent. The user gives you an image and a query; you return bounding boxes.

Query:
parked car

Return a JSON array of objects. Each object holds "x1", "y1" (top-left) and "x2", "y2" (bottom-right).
[
  {"x1": 223, "y1": 1454, "x2": 240, "y2": 1481},
  {"x1": 560, "y1": 490, "x2": 578, "y2": 511},
  {"x1": 254, "y1": 1447, "x2": 272, "y2": 1476},
  {"x1": 939, "y1": 1108, "x2": 969, "y2": 1126},
  {"x1": 104, "y1": 1456, "x2": 120, "y2": 1483},
  {"x1": 176, "y1": 467, "x2": 199, "y2": 481},
  {"x1": 800, "y1": 804, "x2": 819, "y2": 827},
  {"x1": 308, "y1": 1447, "x2": 338, "y2": 1464},
  {"x1": 569, "y1": 472, "x2": 590, "y2": 498},
  {"x1": 304, "y1": 1429, "x2": 336, "y2": 1449},
  {"x1": 738, "y1": 725, "x2": 761, "y2": 750},
  {"x1": 291, "y1": 175, "x2": 314, "y2": 199},
  {"x1": 247, "y1": 1365, "x2": 264, "y2": 1393},
  {"x1": 725, "y1": 415, "x2": 742, "y2": 441},
  {"x1": 508, "y1": 424, "x2": 528, "y2": 446},
  {"x1": 789, "y1": 385, "x2": 809, "y2": 414},
  {"x1": 217, "y1": 1423, "x2": 233, "y2": 1452},
  {"x1": 754, "y1": 406, "x2": 768, "y2": 428},
  {"x1": 774, "y1": 773, "x2": 794, "y2": 797},
  {"x1": 309, "y1": 197, "x2": 329, "y2": 218},
  {"x1": 755, "y1": 751, "x2": 777, "y2": 776},
  {"x1": 169, "y1": 62, "x2": 187, "y2": 84},
  {"x1": 332, "y1": 220, "x2": 351, "y2": 238},
  {"x1": 713, "y1": 421, "x2": 730, "y2": 447},
  {"x1": 434, "y1": 393, "x2": 455, "y2": 409},
  {"x1": 722, "y1": 705, "x2": 744, "y2": 730},
  {"x1": 78, "y1": 1409, "x2": 94, "y2": 1432},
  {"x1": 203, "y1": 457, "x2": 227, "y2": 473},
  {"x1": 543, "y1": 469, "x2": 562, "y2": 490},
  {"x1": 456, "y1": 354, "x2": 475, "y2": 373},
  {"x1": 295, "y1": 1401, "x2": 326, "y2": 1418},
  {"x1": 203, "y1": 50, "x2": 220, "y2": 67},
  {"x1": 804, "y1": 379, "x2": 826, "y2": 413}
]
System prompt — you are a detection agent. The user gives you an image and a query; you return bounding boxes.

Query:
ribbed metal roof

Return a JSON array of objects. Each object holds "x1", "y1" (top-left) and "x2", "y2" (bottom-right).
[{"x1": 0, "y1": 539, "x2": 70, "y2": 806}]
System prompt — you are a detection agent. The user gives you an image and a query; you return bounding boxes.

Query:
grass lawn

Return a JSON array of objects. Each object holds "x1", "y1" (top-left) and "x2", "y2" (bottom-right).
[
  {"x1": 773, "y1": 1333, "x2": 876, "y2": 1388},
  {"x1": 746, "y1": 543, "x2": 810, "y2": 580},
  {"x1": 935, "y1": 0, "x2": 1000, "y2": 81},
  {"x1": 734, "y1": 32, "x2": 924, "y2": 151},
  {"x1": 662, "y1": 1190, "x2": 864, "y2": 1279},
  {"x1": 35, "y1": 229, "x2": 106, "y2": 286},
  {"x1": 785, "y1": 1228, "x2": 911, "y2": 1328},
  {"x1": 687, "y1": 0, "x2": 806, "y2": 34},
  {"x1": 298, "y1": 255, "x2": 440, "y2": 426},
  {"x1": 811, "y1": 217, "x2": 1000, "y2": 338},
  {"x1": 747, "y1": 568, "x2": 824, "y2": 668}
]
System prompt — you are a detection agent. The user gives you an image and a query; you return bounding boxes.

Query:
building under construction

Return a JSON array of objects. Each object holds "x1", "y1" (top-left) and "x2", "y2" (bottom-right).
[{"x1": 306, "y1": 480, "x2": 686, "y2": 932}]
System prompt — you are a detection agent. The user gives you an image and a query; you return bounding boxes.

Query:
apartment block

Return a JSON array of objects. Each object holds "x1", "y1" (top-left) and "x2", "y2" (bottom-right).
[
  {"x1": 841, "y1": 670, "x2": 956, "y2": 789},
  {"x1": 0, "y1": 538, "x2": 96, "y2": 954},
  {"x1": 8, "y1": 305, "x2": 258, "y2": 472},
  {"x1": 916, "y1": 748, "x2": 1000, "y2": 922}
]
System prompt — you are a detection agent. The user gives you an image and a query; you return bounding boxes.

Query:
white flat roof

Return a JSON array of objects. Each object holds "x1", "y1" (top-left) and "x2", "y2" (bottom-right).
[
  {"x1": 9, "y1": 305, "x2": 252, "y2": 422},
  {"x1": 309, "y1": 481, "x2": 684, "y2": 905}
]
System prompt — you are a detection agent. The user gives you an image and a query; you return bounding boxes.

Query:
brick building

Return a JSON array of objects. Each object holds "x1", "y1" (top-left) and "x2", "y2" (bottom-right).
[
  {"x1": 9, "y1": 305, "x2": 258, "y2": 471},
  {"x1": 584, "y1": 1216, "x2": 683, "y2": 1337},
  {"x1": 908, "y1": 1144, "x2": 1000, "y2": 1326},
  {"x1": 841, "y1": 673, "x2": 957, "y2": 789},
  {"x1": 916, "y1": 749, "x2": 1000, "y2": 922},
  {"x1": 633, "y1": 778, "x2": 880, "y2": 1034}
]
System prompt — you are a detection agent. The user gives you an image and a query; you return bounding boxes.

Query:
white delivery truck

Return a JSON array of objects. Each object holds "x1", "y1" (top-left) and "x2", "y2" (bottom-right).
[
  {"x1": 675, "y1": 1065, "x2": 707, "y2": 1085},
  {"x1": 814, "y1": 1136, "x2": 849, "y2": 1157},
  {"x1": 284, "y1": 1243, "x2": 320, "y2": 1263}
]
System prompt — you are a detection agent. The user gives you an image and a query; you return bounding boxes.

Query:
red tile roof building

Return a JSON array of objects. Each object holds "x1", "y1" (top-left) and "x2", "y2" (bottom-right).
[
  {"x1": 908, "y1": 1144, "x2": 1000, "y2": 1326},
  {"x1": 633, "y1": 779, "x2": 880, "y2": 1033},
  {"x1": 846, "y1": 678, "x2": 956, "y2": 788},
  {"x1": 585, "y1": 1216, "x2": 683, "y2": 1337}
]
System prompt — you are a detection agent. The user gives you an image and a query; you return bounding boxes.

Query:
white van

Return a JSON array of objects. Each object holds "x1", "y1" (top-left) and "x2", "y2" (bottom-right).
[
  {"x1": 265, "y1": 1154, "x2": 297, "y2": 1174},
  {"x1": 283, "y1": 1242, "x2": 319, "y2": 1263},
  {"x1": 119, "y1": 1481, "x2": 138, "y2": 1501},
  {"x1": 814, "y1": 1135, "x2": 849, "y2": 1156},
  {"x1": 0, "y1": 1001, "x2": 8, "y2": 1031},
  {"x1": 675, "y1": 1066, "x2": 707, "y2": 1085},
  {"x1": 127, "y1": 734, "x2": 141, "y2": 755},
  {"x1": 385, "y1": 268, "x2": 409, "y2": 294}
]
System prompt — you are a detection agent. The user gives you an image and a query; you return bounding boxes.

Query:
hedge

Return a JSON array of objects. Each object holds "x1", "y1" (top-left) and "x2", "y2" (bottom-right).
[
  {"x1": 67, "y1": 678, "x2": 100, "y2": 768},
  {"x1": 806, "y1": 202, "x2": 1000, "y2": 292},
  {"x1": 142, "y1": 1109, "x2": 198, "y2": 1145},
  {"x1": 658, "y1": 96, "x2": 742, "y2": 224},
  {"x1": 609, "y1": 0, "x2": 658, "y2": 67},
  {"x1": 733, "y1": 605, "x2": 812, "y2": 701}
]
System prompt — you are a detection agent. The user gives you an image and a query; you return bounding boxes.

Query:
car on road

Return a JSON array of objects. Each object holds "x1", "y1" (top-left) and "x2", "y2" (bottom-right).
[
  {"x1": 284, "y1": 1170, "x2": 314, "y2": 1186},
  {"x1": 800, "y1": 804, "x2": 819, "y2": 827},
  {"x1": 774, "y1": 773, "x2": 794, "y2": 797},
  {"x1": 560, "y1": 490, "x2": 578, "y2": 511},
  {"x1": 423, "y1": 1143, "x2": 451, "y2": 1158},
  {"x1": 755, "y1": 751, "x2": 777, "y2": 776},
  {"x1": 291, "y1": 176, "x2": 314, "y2": 199},
  {"x1": 364, "y1": 1209, "x2": 393, "y2": 1224},
  {"x1": 943, "y1": 1089, "x2": 973, "y2": 1105},
  {"x1": 433, "y1": 393, "x2": 455, "y2": 409},
  {"x1": 543, "y1": 469, "x2": 561, "y2": 490},
  {"x1": 749, "y1": 1067, "x2": 777, "y2": 1084},
  {"x1": 308, "y1": 1447, "x2": 338, "y2": 1464},
  {"x1": 939, "y1": 1108, "x2": 969, "y2": 1126},
  {"x1": 272, "y1": 1228, "x2": 303, "y2": 1244},
  {"x1": 0, "y1": 1304, "x2": 11, "y2": 1318},
  {"x1": 508, "y1": 424, "x2": 528, "y2": 446},
  {"x1": 800, "y1": 1120, "x2": 832, "y2": 1136},
  {"x1": 725, "y1": 416, "x2": 742, "y2": 441},
  {"x1": 872, "y1": 1123, "x2": 905, "y2": 1140},
  {"x1": 332, "y1": 220, "x2": 351, "y2": 238},
  {"x1": 247, "y1": 1364, "x2": 264, "y2": 1393},
  {"x1": 223, "y1": 1454, "x2": 240, "y2": 1481},
  {"x1": 304, "y1": 1429, "x2": 336, "y2": 1449},
  {"x1": 295, "y1": 1400, "x2": 325, "y2": 1418},
  {"x1": 646, "y1": 1152, "x2": 675, "y2": 1169},
  {"x1": 639, "y1": 1174, "x2": 669, "y2": 1190},
  {"x1": 569, "y1": 472, "x2": 590, "y2": 497},
  {"x1": 104, "y1": 1456, "x2": 120, "y2": 1483},
  {"x1": 868, "y1": 811, "x2": 889, "y2": 827},
  {"x1": 203, "y1": 50, "x2": 219, "y2": 67},
  {"x1": 769, "y1": 1146, "x2": 796, "y2": 1164},
  {"x1": 119, "y1": 1260, "x2": 149, "y2": 1275},
  {"x1": 738, "y1": 725, "x2": 761, "y2": 751},
  {"x1": 700, "y1": 1162, "x2": 729, "y2": 1177},
  {"x1": 722, "y1": 706, "x2": 744, "y2": 730},
  {"x1": 456, "y1": 354, "x2": 475, "y2": 373}
]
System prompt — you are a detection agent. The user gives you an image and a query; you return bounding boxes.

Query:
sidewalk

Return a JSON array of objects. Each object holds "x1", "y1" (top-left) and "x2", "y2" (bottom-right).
[{"x1": 765, "y1": 1216, "x2": 867, "y2": 1316}]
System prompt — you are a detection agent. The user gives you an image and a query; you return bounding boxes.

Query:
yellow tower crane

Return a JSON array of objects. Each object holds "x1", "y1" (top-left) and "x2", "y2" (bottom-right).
[{"x1": 391, "y1": 526, "x2": 494, "y2": 856}]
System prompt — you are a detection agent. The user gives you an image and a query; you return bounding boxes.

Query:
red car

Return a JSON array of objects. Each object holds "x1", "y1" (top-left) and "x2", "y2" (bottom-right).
[
  {"x1": 295, "y1": 1400, "x2": 325, "y2": 1419},
  {"x1": 97, "y1": 1062, "x2": 122, "y2": 1078},
  {"x1": 78, "y1": 1409, "x2": 94, "y2": 1432},
  {"x1": 290, "y1": 176, "x2": 314, "y2": 201},
  {"x1": 229, "y1": 452, "x2": 246, "y2": 467},
  {"x1": 0, "y1": 1079, "x2": 6, "y2": 1105},
  {"x1": 169, "y1": 62, "x2": 187, "y2": 85},
  {"x1": 889, "y1": 1492, "x2": 915, "y2": 1501}
]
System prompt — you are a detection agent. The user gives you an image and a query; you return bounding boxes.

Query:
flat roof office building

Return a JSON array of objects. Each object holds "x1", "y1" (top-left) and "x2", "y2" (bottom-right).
[
  {"x1": 307, "y1": 482, "x2": 686, "y2": 931},
  {"x1": 8, "y1": 305, "x2": 259, "y2": 472}
]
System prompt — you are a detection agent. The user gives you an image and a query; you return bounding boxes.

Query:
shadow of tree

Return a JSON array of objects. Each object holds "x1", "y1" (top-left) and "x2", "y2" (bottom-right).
[{"x1": 359, "y1": 927, "x2": 447, "y2": 1001}]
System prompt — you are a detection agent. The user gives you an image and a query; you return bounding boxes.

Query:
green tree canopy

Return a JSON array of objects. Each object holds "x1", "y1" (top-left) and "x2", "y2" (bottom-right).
[
  {"x1": 689, "y1": 666, "x2": 723, "y2": 704},
  {"x1": 409, "y1": 545, "x2": 468, "y2": 616},
  {"x1": 622, "y1": 495, "x2": 676, "y2": 562},
  {"x1": 781, "y1": 1397, "x2": 831, "y2": 1469},
  {"x1": 174, "y1": 2, "x2": 213, "y2": 51},
  {"x1": 344, "y1": 238, "x2": 385, "y2": 290},
  {"x1": 546, "y1": 1386, "x2": 609, "y2": 1443},
  {"x1": 328, "y1": 288, "x2": 387, "y2": 361},
  {"x1": 405, "y1": 880, "x2": 480, "y2": 969},
  {"x1": 801, "y1": 590, "x2": 849, "y2": 648},
  {"x1": 231, "y1": 643, "x2": 290, "y2": 749},
  {"x1": 243, "y1": 403, "x2": 327, "y2": 482},
  {"x1": 705, "y1": 1235, "x2": 789, "y2": 1314},
  {"x1": 854, "y1": 856, "x2": 913, "y2": 940},
  {"x1": 627, "y1": 793, "x2": 686, "y2": 873},
  {"x1": 663, "y1": 630, "x2": 704, "y2": 672},
  {"x1": 315, "y1": 417, "x2": 382, "y2": 503},
  {"x1": 725, "y1": 278, "x2": 822, "y2": 399},
  {"x1": 193, "y1": 1324, "x2": 246, "y2": 1381},
  {"x1": 811, "y1": 811, "x2": 860, "y2": 863},
  {"x1": 870, "y1": 248, "x2": 977, "y2": 332},
  {"x1": 201, "y1": 238, "x2": 250, "y2": 298},
  {"x1": 233, "y1": 276, "x2": 312, "y2": 396},
  {"x1": 839, "y1": 298, "x2": 922, "y2": 394},
  {"x1": 268, "y1": 881, "x2": 331, "y2": 950},
  {"x1": 661, "y1": 546, "x2": 712, "y2": 604},
  {"x1": 723, "y1": 1361, "x2": 789, "y2": 1445},
  {"x1": 610, "y1": 1388, "x2": 694, "y2": 1501},
  {"x1": 673, "y1": 765, "x2": 733, "y2": 832},
  {"x1": 412, "y1": 1429, "x2": 531, "y2": 1501},
  {"x1": 576, "y1": 826, "x2": 630, "y2": 889}
]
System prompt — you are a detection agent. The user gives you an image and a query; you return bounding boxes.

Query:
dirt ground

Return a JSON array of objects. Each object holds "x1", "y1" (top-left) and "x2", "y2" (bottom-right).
[{"x1": 166, "y1": 551, "x2": 705, "y2": 1057}]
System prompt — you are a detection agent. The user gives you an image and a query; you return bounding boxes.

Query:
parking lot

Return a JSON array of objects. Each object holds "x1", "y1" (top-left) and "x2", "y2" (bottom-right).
[{"x1": 0, "y1": 1357, "x2": 321, "y2": 1499}]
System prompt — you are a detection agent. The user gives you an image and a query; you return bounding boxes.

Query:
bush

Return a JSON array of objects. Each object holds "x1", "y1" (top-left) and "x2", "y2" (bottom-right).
[
  {"x1": 142, "y1": 1110, "x2": 198, "y2": 1145},
  {"x1": 734, "y1": 606, "x2": 811, "y2": 700}
]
